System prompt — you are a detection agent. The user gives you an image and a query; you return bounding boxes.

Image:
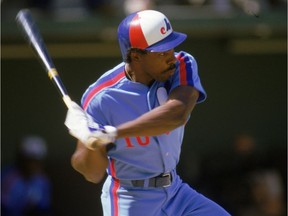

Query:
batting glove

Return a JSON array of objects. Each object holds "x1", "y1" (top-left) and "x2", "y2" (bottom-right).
[{"x1": 64, "y1": 101, "x2": 117, "y2": 150}]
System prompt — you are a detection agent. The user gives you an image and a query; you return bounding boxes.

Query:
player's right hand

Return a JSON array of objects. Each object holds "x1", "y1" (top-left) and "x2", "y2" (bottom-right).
[{"x1": 64, "y1": 101, "x2": 117, "y2": 150}]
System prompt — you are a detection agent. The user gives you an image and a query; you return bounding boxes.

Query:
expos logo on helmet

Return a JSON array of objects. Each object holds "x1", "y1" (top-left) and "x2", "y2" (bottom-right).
[{"x1": 160, "y1": 18, "x2": 171, "y2": 35}]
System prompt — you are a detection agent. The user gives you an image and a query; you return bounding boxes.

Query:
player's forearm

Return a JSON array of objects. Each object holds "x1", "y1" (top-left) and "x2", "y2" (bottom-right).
[
  {"x1": 71, "y1": 141, "x2": 108, "y2": 183},
  {"x1": 116, "y1": 86, "x2": 199, "y2": 138},
  {"x1": 117, "y1": 100, "x2": 191, "y2": 138}
]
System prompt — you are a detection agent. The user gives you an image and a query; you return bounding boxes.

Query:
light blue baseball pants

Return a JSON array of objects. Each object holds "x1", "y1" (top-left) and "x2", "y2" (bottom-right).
[{"x1": 101, "y1": 170, "x2": 231, "y2": 216}]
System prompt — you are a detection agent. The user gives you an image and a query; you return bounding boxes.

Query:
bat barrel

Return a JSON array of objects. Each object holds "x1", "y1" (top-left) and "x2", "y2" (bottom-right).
[
  {"x1": 16, "y1": 9, "x2": 55, "y2": 72},
  {"x1": 16, "y1": 9, "x2": 72, "y2": 109}
]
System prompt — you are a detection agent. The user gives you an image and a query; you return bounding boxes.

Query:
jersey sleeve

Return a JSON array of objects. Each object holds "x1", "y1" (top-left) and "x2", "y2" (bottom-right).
[
  {"x1": 80, "y1": 65, "x2": 126, "y2": 126},
  {"x1": 170, "y1": 51, "x2": 207, "y2": 103},
  {"x1": 80, "y1": 84, "x2": 108, "y2": 125}
]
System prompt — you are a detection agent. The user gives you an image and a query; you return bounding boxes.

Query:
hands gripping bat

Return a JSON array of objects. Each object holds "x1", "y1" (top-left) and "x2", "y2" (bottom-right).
[{"x1": 16, "y1": 9, "x2": 72, "y2": 108}]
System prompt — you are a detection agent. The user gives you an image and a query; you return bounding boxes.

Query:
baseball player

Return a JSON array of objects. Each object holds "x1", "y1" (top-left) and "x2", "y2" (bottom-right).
[{"x1": 65, "y1": 10, "x2": 230, "y2": 216}]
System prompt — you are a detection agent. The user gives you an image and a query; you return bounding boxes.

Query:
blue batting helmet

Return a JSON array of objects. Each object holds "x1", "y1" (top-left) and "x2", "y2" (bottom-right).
[{"x1": 117, "y1": 10, "x2": 187, "y2": 61}]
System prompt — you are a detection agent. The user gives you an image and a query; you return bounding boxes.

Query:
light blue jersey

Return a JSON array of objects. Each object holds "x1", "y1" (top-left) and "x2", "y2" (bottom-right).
[
  {"x1": 81, "y1": 51, "x2": 230, "y2": 216},
  {"x1": 81, "y1": 51, "x2": 206, "y2": 180}
]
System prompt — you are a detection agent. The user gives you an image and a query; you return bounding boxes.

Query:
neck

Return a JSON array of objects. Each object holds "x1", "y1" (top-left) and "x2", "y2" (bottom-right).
[
  {"x1": 124, "y1": 64, "x2": 135, "y2": 82},
  {"x1": 125, "y1": 64, "x2": 154, "y2": 86}
]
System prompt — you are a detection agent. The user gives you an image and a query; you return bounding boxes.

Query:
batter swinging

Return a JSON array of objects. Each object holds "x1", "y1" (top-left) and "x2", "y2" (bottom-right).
[{"x1": 65, "y1": 10, "x2": 230, "y2": 216}]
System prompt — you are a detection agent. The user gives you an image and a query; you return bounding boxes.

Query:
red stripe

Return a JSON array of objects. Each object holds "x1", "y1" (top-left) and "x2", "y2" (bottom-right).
[
  {"x1": 129, "y1": 14, "x2": 148, "y2": 49},
  {"x1": 83, "y1": 72, "x2": 125, "y2": 110},
  {"x1": 110, "y1": 158, "x2": 120, "y2": 216},
  {"x1": 178, "y1": 54, "x2": 187, "y2": 85},
  {"x1": 112, "y1": 179, "x2": 120, "y2": 216},
  {"x1": 109, "y1": 158, "x2": 116, "y2": 178}
]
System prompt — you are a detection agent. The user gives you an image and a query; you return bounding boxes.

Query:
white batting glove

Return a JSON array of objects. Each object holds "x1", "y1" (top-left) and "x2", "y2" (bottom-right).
[{"x1": 64, "y1": 101, "x2": 117, "y2": 150}]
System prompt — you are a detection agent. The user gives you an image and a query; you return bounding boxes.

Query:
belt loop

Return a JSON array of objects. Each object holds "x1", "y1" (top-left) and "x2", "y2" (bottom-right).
[{"x1": 143, "y1": 179, "x2": 149, "y2": 187}]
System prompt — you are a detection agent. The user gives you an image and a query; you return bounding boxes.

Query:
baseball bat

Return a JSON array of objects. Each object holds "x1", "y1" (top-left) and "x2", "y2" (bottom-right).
[
  {"x1": 15, "y1": 9, "x2": 102, "y2": 148},
  {"x1": 15, "y1": 9, "x2": 72, "y2": 108}
]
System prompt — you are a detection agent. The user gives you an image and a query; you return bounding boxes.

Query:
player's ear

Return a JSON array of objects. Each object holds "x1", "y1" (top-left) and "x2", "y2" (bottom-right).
[
  {"x1": 130, "y1": 49, "x2": 148, "y2": 62},
  {"x1": 130, "y1": 52, "x2": 141, "y2": 62}
]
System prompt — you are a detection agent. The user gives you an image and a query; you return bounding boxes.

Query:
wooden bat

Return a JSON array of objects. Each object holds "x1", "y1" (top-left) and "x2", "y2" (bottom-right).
[
  {"x1": 16, "y1": 9, "x2": 72, "y2": 108},
  {"x1": 15, "y1": 9, "x2": 106, "y2": 149}
]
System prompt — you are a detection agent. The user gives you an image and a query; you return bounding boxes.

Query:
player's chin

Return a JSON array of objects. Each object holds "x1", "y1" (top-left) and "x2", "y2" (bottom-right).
[
  {"x1": 158, "y1": 73, "x2": 173, "y2": 82},
  {"x1": 156, "y1": 68, "x2": 175, "y2": 81},
  {"x1": 164, "y1": 69, "x2": 175, "y2": 78}
]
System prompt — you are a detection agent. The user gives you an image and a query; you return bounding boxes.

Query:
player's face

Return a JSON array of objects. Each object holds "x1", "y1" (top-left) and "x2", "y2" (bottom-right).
[{"x1": 140, "y1": 49, "x2": 177, "y2": 82}]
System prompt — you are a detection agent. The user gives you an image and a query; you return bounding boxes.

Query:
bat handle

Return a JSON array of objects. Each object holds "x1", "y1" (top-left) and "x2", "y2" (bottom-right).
[
  {"x1": 48, "y1": 68, "x2": 72, "y2": 109},
  {"x1": 63, "y1": 95, "x2": 72, "y2": 109}
]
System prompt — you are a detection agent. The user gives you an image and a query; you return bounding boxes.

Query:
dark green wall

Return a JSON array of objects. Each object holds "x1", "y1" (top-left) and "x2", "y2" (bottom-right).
[{"x1": 1, "y1": 38, "x2": 286, "y2": 215}]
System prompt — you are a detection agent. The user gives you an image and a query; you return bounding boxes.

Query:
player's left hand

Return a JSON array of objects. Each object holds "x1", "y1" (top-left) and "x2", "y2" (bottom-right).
[{"x1": 64, "y1": 101, "x2": 117, "y2": 150}]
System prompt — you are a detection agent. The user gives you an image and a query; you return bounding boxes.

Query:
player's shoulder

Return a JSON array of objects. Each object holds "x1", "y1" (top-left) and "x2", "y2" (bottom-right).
[
  {"x1": 98, "y1": 62, "x2": 126, "y2": 83},
  {"x1": 175, "y1": 51, "x2": 196, "y2": 61},
  {"x1": 81, "y1": 63, "x2": 126, "y2": 108},
  {"x1": 87, "y1": 63, "x2": 125, "y2": 90}
]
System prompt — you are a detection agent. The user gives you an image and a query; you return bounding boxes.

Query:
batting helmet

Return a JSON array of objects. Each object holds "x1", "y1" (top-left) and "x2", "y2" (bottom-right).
[{"x1": 118, "y1": 10, "x2": 187, "y2": 61}]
